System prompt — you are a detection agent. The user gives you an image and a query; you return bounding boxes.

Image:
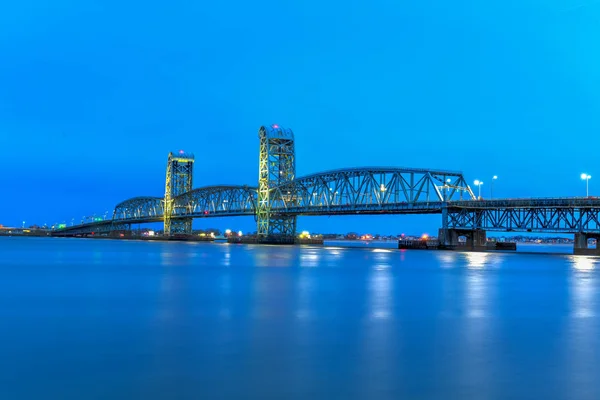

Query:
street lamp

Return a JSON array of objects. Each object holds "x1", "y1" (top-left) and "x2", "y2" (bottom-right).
[
  {"x1": 491, "y1": 175, "x2": 498, "y2": 199},
  {"x1": 474, "y1": 180, "x2": 483, "y2": 199},
  {"x1": 581, "y1": 173, "x2": 592, "y2": 197}
]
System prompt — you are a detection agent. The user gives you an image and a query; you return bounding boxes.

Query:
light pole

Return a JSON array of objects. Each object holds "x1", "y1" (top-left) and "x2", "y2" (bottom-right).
[
  {"x1": 445, "y1": 178, "x2": 451, "y2": 200},
  {"x1": 474, "y1": 180, "x2": 483, "y2": 199},
  {"x1": 581, "y1": 173, "x2": 592, "y2": 197},
  {"x1": 491, "y1": 175, "x2": 498, "y2": 199}
]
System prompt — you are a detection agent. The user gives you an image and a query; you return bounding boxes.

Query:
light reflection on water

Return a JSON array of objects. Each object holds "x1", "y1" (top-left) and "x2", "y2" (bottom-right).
[
  {"x1": 465, "y1": 251, "x2": 490, "y2": 269},
  {"x1": 569, "y1": 256, "x2": 598, "y2": 319},
  {"x1": 571, "y1": 255, "x2": 597, "y2": 272},
  {"x1": 1, "y1": 237, "x2": 600, "y2": 399}
]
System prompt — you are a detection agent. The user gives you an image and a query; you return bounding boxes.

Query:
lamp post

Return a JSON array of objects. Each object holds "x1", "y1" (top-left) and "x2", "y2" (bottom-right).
[
  {"x1": 474, "y1": 180, "x2": 483, "y2": 199},
  {"x1": 491, "y1": 175, "x2": 498, "y2": 199},
  {"x1": 581, "y1": 173, "x2": 592, "y2": 197}
]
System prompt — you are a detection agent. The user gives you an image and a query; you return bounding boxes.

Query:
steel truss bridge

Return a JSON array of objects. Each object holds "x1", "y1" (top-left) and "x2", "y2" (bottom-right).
[{"x1": 53, "y1": 125, "x2": 600, "y2": 253}]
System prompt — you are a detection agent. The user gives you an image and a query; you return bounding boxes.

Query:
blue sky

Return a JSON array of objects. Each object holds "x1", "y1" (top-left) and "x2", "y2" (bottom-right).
[{"x1": 1, "y1": 0, "x2": 600, "y2": 235}]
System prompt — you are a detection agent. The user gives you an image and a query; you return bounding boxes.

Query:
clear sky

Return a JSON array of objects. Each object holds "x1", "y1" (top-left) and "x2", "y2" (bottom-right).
[{"x1": 1, "y1": 0, "x2": 600, "y2": 235}]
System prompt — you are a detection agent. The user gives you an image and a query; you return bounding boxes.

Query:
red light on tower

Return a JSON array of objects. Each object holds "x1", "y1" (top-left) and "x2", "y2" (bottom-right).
[{"x1": 272, "y1": 124, "x2": 279, "y2": 129}]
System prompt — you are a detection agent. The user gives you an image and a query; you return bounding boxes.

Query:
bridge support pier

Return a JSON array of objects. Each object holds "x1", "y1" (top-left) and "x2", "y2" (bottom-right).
[
  {"x1": 439, "y1": 228, "x2": 487, "y2": 251},
  {"x1": 574, "y1": 233, "x2": 600, "y2": 256}
]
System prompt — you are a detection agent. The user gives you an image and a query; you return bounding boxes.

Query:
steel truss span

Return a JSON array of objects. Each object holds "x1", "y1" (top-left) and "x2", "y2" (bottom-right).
[
  {"x1": 172, "y1": 185, "x2": 257, "y2": 217},
  {"x1": 447, "y1": 198, "x2": 600, "y2": 234},
  {"x1": 52, "y1": 167, "x2": 477, "y2": 236},
  {"x1": 113, "y1": 196, "x2": 164, "y2": 222},
  {"x1": 272, "y1": 167, "x2": 475, "y2": 214}
]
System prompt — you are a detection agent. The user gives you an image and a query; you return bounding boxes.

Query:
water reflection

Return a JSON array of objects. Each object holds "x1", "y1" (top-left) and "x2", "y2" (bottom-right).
[
  {"x1": 372, "y1": 249, "x2": 392, "y2": 271},
  {"x1": 466, "y1": 273, "x2": 486, "y2": 318},
  {"x1": 299, "y1": 249, "x2": 320, "y2": 268},
  {"x1": 222, "y1": 245, "x2": 231, "y2": 267},
  {"x1": 296, "y1": 266, "x2": 314, "y2": 320},
  {"x1": 368, "y1": 256, "x2": 393, "y2": 320},
  {"x1": 251, "y1": 247, "x2": 295, "y2": 267},
  {"x1": 466, "y1": 252, "x2": 490, "y2": 269},
  {"x1": 569, "y1": 256, "x2": 597, "y2": 318},
  {"x1": 436, "y1": 252, "x2": 458, "y2": 269},
  {"x1": 571, "y1": 255, "x2": 596, "y2": 272}
]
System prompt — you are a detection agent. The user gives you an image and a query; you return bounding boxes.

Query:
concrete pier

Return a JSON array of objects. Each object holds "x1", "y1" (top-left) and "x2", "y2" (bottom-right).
[
  {"x1": 573, "y1": 233, "x2": 600, "y2": 256},
  {"x1": 438, "y1": 228, "x2": 488, "y2": 251}
]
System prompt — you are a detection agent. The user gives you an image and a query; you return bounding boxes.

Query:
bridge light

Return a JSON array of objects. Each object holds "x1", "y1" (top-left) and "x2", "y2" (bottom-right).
[
  {"x1": 272, "y1": 124, "x2": 279, "y2": 129},
  {"x1": 582, "y1": 174, "x2": 592, "y2": 197},
  {"x1": 380, "y1": 184, "x2": 386, "y2": 192},
  {"x1": 491, "y1": 175, "x2": 498, "y2": 199},
  {"x1": 474, "y1": 180, "x2": 483, "y2": 199},
  {"x1": 238, "y1": 231, "x2": 243, "y2": 237}
]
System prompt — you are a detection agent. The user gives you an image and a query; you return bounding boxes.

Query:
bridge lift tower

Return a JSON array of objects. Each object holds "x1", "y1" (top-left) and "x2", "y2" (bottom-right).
[
  {"x1": 164, "y1": 151, "x2": 195, "y2": 236},
  {"x1": 257, "y1": 125, "x2": 296, "y2": 243}
]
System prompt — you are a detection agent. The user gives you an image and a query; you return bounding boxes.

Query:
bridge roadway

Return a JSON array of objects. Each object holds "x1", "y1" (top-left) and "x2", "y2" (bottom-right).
[{"x1": 55, "y1": 195, "x2": 600, "y2": 242}]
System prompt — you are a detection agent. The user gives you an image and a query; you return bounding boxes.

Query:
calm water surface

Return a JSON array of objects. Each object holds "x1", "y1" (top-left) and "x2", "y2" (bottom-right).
[{"x1": 1, "y1": 237, "x2": 599, "y2": 399}]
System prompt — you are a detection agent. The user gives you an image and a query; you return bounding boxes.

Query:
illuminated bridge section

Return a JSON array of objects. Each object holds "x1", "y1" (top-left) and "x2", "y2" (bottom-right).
[
  {"x1": 172, "y1": 185, "x2": 257, "y2": 218},
  {"x1": 51, "y1": 167, "x2": 477, "y2": 236},
  {"x1": 113, "y1": 196, "x2": 164, "y2": 223},
  {"x1": 272, "y1": 167, "x2": 476, "y2": 215}
]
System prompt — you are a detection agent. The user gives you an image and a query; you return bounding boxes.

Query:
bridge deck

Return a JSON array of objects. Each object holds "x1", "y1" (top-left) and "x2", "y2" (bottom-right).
[{"x1": 53, "y1": 197, "x2": 600, "y2": 236}]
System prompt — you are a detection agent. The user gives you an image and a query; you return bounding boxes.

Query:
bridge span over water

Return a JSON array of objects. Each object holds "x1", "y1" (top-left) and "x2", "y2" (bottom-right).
[{"x1": 53, "y1": 125, "x2": 600, "y2": 255}]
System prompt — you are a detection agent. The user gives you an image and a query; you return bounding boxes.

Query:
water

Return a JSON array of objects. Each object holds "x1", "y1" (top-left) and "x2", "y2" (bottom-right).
[{"x1": 1, "y1": 237, "x2": 599, "y2": 399}]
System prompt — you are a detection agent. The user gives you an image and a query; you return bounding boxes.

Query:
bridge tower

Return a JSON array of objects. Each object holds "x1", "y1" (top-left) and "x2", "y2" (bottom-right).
[
  {"x1": 257, "y1": 125, "x2": 296, "y2": 243},
  {"x1": 164, "y1": 151, "x2": 195, "y2": 236}
]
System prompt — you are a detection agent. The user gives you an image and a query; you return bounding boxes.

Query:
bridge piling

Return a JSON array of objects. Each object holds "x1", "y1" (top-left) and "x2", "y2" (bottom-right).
[
  {"x1": 574, "y1": 233, "x2": 600, "y2": 256},
  {"x1": 438, "y1": 228, "x2": 487, "y2": 251}
]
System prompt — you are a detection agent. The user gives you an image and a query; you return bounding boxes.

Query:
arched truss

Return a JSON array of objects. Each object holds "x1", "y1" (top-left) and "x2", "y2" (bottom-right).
[
  {"x1": 113, "y1": 196, "x2": 164, "y2": 221},
  {"x1": 172, "y1": 185, "x2": 257, "y2": 217},
  {"x1": 269, "y1": 167, "x2": 476, "y2": 214}
]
